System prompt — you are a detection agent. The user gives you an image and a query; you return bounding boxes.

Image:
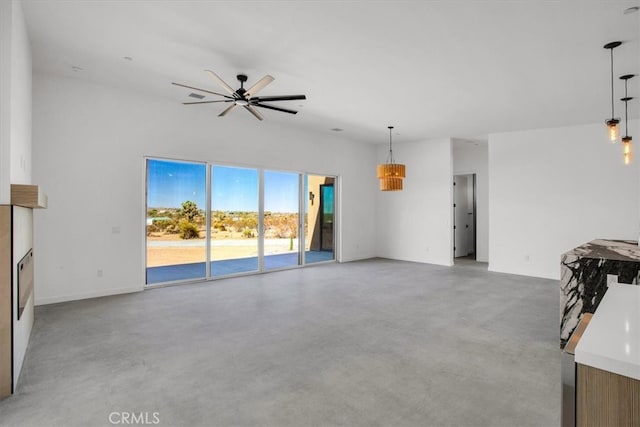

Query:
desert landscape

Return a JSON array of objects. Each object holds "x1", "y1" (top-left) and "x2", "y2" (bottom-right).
[{"x1": 146, "y1": 202, "x2": 303, "y2": 267}]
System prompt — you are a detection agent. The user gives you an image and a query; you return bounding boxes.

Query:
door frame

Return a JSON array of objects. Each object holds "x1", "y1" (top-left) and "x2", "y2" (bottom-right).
[{"x1": 453, "y1": 173, "x2": 477, "y2": 260}]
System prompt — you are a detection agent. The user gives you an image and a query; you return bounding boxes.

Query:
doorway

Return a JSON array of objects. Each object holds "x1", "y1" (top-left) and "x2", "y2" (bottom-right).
[
  {"x1": 453, "y1": 174, "x2": 476, "y2": 260},
  {"x1": 305, "y1": 175, "x2": 335, "y2": 264}
]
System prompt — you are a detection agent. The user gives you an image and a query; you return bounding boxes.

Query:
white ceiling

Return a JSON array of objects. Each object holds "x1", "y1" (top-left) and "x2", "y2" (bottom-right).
[{"x1": 21, "y1": 0, "x2": 640, "y2": 144}]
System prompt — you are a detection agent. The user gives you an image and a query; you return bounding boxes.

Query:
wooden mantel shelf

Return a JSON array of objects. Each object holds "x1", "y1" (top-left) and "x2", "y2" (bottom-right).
[{"x1": 11, "y1": 184, "x2": 47, "y2": 209}]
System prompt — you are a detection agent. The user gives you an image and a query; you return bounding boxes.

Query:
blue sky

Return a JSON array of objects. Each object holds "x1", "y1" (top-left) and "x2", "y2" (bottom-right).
[
  {"x1": 147, "y1": 160, "x2": 206, "y2": 208},
  {"x1": 148, "y1": 159, "x2": 299, "y2": 212}
]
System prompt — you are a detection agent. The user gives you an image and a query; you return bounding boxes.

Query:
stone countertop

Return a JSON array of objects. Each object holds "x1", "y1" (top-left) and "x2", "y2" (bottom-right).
[
  {"x1": 575, "y1": 283, "x2": 640, "y2": 380},
  {"x1": 563, "y1": 239, "x2": 640, "y2": 262}
]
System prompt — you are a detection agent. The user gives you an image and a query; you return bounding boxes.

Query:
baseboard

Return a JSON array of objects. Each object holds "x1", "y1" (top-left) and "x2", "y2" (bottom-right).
[
  {"x1": 340, "y1": 255, "x2": 376, "y2": 263},
  {"x1": 376, "y1": 256, "x2": 453, "y2": 267},
  {"x1": 35, "y1": 285, "x2": 143, "y2": 306},
  {"x1": 487, "y1": 265, "x2": 558, "y2": 280}
]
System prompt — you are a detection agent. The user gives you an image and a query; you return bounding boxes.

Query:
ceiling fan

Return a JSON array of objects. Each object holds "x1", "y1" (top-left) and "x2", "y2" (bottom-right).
[{"x1": 172, "y1": 70, "x2": 306, "y2": 121}]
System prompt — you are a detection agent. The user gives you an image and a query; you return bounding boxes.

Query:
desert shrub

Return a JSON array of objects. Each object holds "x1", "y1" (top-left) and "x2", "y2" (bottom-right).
[
  {"x1": 153, "y1": 219, "x2": 173, "y2": 232},
  {"x1": 179, "y1": 220, "x2": 200, "y2": 239},
  {"x1": 236, "y1": 214, "x2": 258, "y2": 230},
  {"x1": 165, "y1": 222, "x2": 180, "y2": 234},
  {"x1": 242, "y1": 227, "x2": 255, "y2": 238},
  {"x1": 179, "y1": 201, "x2": 201, "y2": 223},
  {"x1": 146, "y1": 224, "x2": 158, "y2": 236}
]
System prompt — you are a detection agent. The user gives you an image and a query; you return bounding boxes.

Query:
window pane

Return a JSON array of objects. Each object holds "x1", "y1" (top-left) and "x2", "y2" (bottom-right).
[
  {"x1": 146, "y1": 159, "x2": 207, "y2": 284},
  {"x1": 211, "y1": 165, "x2": 259, "y2": 276},
  {"x1": 264, "y1": 170, "x2": 300, "y2": 270}
]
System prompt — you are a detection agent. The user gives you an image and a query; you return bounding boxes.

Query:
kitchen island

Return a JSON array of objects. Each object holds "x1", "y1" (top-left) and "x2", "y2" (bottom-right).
[
  {"x1": 574, "y1": 284, "x2": 640, "y2": 426},
  {"x1": 560, "y1": 239, "x2": 640, "y2": 349}
]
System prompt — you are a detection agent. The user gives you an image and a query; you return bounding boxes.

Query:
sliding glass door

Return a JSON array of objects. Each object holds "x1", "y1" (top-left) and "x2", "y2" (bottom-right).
[
  {"x1": 146, "y1": 158, "x2": 335, "y2": 285},
  {"x1": 263, "y1": 170, "x2": 301, "y2": 270},
  {"x1": 146, "y1": 159, "x2": 207, "y2": 284},
  {"x1": 305, "y1": 175, "x2": 335, "y2": 263},
  {"x1": 211, "y1": 166, "x2": 259, "y2": 276}
]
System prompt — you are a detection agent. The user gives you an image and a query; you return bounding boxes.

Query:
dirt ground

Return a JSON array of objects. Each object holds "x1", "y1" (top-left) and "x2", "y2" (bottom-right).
[
  {"x1": 146, "y1": 231, "x2": 301, "y2": 267},
  {"x1": 146, "y1": 246, "x2": 259, "y2": 267},
  {"x1": 147, "y1": 229, "x2": 243, "y2": 241}
]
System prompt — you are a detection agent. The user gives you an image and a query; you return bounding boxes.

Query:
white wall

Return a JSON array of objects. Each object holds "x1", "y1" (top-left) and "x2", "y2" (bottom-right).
[
  {"x1": 0, "y1": 0, "x2": 32, "y2": 201},
  {"x1": 376, "y1": 138, "x2": 453, "y2": 266},
  {"x1": 489, "y1": 121, "x2": 640, "y2": 279},
  {"x1": 0, "y1": 0, "x2": 11, "y2": 204},
  {"x1": 8, "y1": 0, "x2": 31, "y2": 186},
  {"x1": 32, "y1": 72, "x2": 378, "y2": 304},
  {"x1": 453, "y1": 139, "x2": 488, "y2": 262}
]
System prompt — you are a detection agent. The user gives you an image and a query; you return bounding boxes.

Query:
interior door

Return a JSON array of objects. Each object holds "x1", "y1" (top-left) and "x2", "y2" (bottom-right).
[{"x1": 453, "y1": 175, "x2": 470, "y2": 258}]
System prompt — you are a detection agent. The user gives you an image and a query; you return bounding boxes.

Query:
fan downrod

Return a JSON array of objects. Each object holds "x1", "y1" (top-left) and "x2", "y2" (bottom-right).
[{"x1": 236, "y1": 74, "x2": 248, "y2": 95}]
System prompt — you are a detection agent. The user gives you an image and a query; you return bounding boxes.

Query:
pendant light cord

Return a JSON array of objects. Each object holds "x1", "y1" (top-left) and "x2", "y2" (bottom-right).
[
  {"x1": 611, "y1": 48, "x2": 615, "y2": 118},
  {"x1": 625, "y1": 99, "x2": 628, "y2": 136},
  {"x1": 387, "y1": 126, "x2": 395, "y2": 164},
  {"x1": 624, "y1": 79, "x2": 629, "y2": 136}
]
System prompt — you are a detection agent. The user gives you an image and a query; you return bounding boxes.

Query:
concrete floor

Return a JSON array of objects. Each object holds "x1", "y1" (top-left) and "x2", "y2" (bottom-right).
[{"x1": 0, "y1": 258, "x2": 560, "y2": 427}]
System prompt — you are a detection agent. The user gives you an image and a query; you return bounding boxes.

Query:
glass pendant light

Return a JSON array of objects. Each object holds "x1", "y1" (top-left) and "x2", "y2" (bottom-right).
[
  {"x1": 620, "y1": 74, "x2": 634, "y2": 165},
  {"x1": 604, "y1": 42, "x2": 622, "y2": 142}
]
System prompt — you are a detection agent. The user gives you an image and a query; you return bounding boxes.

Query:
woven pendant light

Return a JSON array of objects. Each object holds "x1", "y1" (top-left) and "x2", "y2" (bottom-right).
[{"x1": 377, "y1": 126, "x2": 406, "y2": 191}]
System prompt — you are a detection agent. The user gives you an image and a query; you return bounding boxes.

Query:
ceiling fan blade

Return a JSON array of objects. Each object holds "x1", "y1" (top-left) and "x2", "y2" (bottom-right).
[
  {"x1": 171, "y1": 82, "x2": 233, "y2": 99},
  {"x1": 205, "y1": 70, "x2": 237, "y2": 97},
  {"x1": 244, "y1": 75, "x2": 274, "y2": 98},
  {"x1": 244, "y1": 105, "x2": 264, "y2": 121},
  {"x1": 182, "y1": 100, "x2": 234, "y2": 105},
  {"x1": 218, "y1": 103, "x2": 238, "y2": 117},
  {"x1": 253, "y1": 103, "x2": 298, "y2": 115},
  {"x1": 251, "y1": 95, "x2": 306, "y2": 102}
]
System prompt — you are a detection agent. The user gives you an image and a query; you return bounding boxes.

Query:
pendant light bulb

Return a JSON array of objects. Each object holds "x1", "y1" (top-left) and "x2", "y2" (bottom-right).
[
  {"x1": 607, "y1": 119, "x2": 620, "y2": 142},
  {"x1": 623, "y1": 137, "x2": 632, "y2": 165}
]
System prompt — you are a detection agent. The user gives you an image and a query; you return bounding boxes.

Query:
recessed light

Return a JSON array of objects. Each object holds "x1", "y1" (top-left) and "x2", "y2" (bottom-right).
[
  {"x1": 624, "y1": 6, "x2": 639, "y2": 14},
  {"x1": 330, "y1": 128, "x2": 343, "y2": 132},
  {"x1": 124, "y1": 56, "x2": 133, "y2": 61}
]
